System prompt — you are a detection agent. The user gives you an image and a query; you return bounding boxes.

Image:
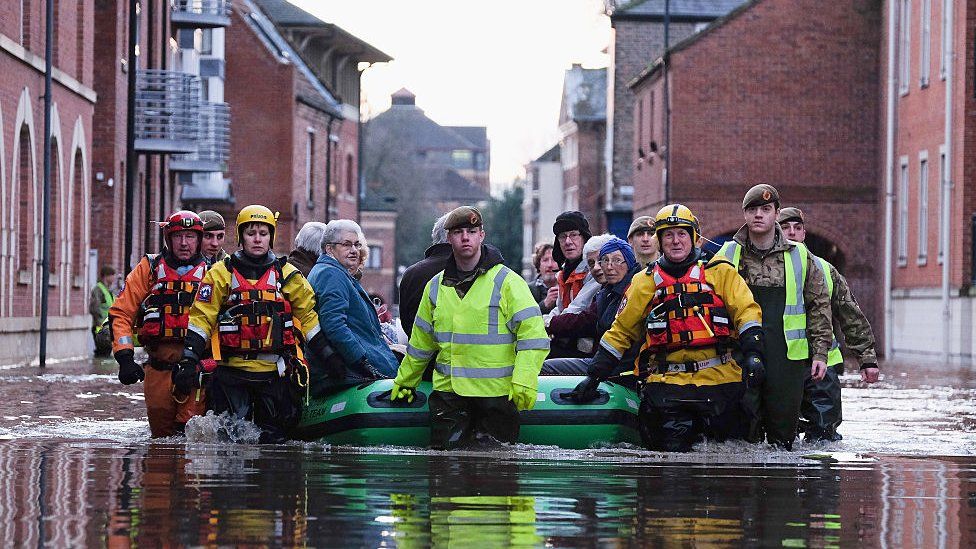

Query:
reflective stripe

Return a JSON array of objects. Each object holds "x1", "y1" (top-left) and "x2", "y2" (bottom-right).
[
  {"x1": 784, "y1": 304, "x2": 806, "y2": 315},
  {"x1": 600, "y1": 339, "x2": 623, "y2": 359},
  {"x1": 830, "y1": 339, "x2": 840, "y2": 350},
  {"x1": 786, "y1": 329, "x2": 806, "y2": 340},
  {"x1": 789, "y1": 246, "x2": 804, "y2": 304},
  {"x1": 738, "y1": 320, "x2": 762, "y2": 333},
  {"x1": 305, "y1": 323, "x2": 321, "y2": 340},
  {"x1": 506, "y1": 305, "x2": 541, "y2": 333},
  {"x1": 429, "y1": 274, "x2": 441, "y2": 307},
  {"x1": 515, "y1": 338, "x2": 550, "y2": 351},
  {"x1": 118, "y1": 336, "x2": 133, "y2": 346},
  {"x1": 720, "y1": 242, "x2": 741, "y2": 263},
  {"x1": 413, "y1": 316, "x2": 434, "y2": 335},
  {"x1": 436, "y1": 332, "x2": 516, "y2": 345},
  {"x1": 487, "y1": 267, "x2": 510, "y2": 333},
  {"x1": 406, "y1": 344, "x2": 435, "y2": 360},
  {"x1": 188, "y1": 323, "x2": 209, "y2": 341},
  {"x1": 663, "y1": 353, "x2": 731, "y2": 373},
  {"x1": 652, "y1": 270, "x2": 664, "y2": 286},
  {"x1": 435, "y1": 364, "x2": 515, "y2": 379}
]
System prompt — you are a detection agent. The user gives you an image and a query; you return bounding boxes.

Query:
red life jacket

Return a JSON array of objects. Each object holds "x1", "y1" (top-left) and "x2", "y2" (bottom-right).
[
  {"x1": 217, "y1": 259, "x2": 297, "y2": 355},
  {"x1": 643, "y1": 262, "x2": 732, "y2": 352},
  {"x1": 557, "y1": 266, "x2": 588, "y2": 309},
  {"x1": 138, "y1": 255, "x2": 207, "y2": 344}
]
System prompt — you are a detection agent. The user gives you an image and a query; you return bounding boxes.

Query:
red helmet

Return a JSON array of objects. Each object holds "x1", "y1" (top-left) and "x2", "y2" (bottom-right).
[{"x1": 163, "y1": 210, "x2": 204, "y2": 250}]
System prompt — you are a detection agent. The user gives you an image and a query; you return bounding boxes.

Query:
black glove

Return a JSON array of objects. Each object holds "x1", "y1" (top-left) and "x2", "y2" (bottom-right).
[
  {"x1": 308, "y1": 333, "x2": 344, "y2": 379},
  {"x1": 114, "y1": 349, "x2": 144, "y2": 385},
  {"x1": 567, "y1": 376, "x2": 601, "y2": 403},
  {"x1": 742, "y1": 352, "x2": 766, "y2": 389},
  {"x1": 589, "y1": 347, "x2": 618, "y2": 380},
  {"x1": 172, "y1": 358, "x2": 201, "y2": 396}
]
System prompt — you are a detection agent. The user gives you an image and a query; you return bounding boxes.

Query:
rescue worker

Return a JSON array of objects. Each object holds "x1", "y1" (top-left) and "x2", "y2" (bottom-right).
[
  {"x1": 109, "y1": 211, "x2": 209, "y2": 437},
  {"x1": 627, "y1": 215, "x2": 660, "y2": 266},
  {"x1": 180, "y1": 205, "x2": 331, "y2": 443},
  {"x1": 390, "y1": 206, "x2": 549, "y2": 450},
  {"x1": 778, "y1": 206, "x2": 881, "y2": 441},
  {"x1": 717, "y1": 185, "x2": 833, "y2": 449},
  {"x1": 199, "y1": 210, "x2": 228, "y2": 266},
  {"x1": 575, "y1": 204, "x2": 765, "y2": 451},
  {"x1": 90, "y1": 265, "x2": 116, "y2": 356}
]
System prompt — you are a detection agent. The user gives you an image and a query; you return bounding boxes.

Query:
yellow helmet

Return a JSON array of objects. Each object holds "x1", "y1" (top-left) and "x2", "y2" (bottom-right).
[
  {"x1": 653, "y1": 204, "x2": 700, "y2": 243},
  {"x1": 236, "y1": 204, "x2": 279, "y2": 246}
]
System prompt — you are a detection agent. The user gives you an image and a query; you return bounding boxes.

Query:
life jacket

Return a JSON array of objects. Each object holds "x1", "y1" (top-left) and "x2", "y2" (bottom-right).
[
  {"x1": 137, "y1": 254, "x2": 207, "y2": 344},
  {"x1": 216, "y1": 257, "x2": 297, "y2": 356},
  {"x1": 643, "y1": 261, "x2": 732, "y2": 354}
]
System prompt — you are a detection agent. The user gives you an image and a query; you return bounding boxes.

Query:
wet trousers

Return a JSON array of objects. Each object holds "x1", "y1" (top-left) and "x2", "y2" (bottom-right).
[
  {"x1": 749, "y1": 285, "x2": 809, "y2": 450},
  {"x1": 144, "y1": 363, "x2": 206, "y2": 438},
  {"x1": 428, "y1": 391, "x2": 520, "y2": 450},
  {"x1": 638, "y1": 380, "x2": 749, "y2": 452},
  {"x1": 800, "y1": 365, "x2": 843, "y2": 441},
  {"x1": 208, "y1": 366, "x2": 300, "y2": 444}
]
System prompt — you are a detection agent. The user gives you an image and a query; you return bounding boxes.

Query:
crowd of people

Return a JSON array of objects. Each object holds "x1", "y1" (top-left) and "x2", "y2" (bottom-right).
[{"x1": 93, "y1": 184, "x2": 879, "y2": 451}]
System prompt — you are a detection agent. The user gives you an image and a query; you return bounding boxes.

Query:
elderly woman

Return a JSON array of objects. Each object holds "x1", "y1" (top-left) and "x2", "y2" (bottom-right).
[
  {"x1": 288, "y1": 221, "x2": 328, "y2": 277},
  {"x1": 544, "y1": 233, "x2": 614, "y2": 358},
  {"x1": 306, "y1": 220, "x2": 398, "y2": 389}
]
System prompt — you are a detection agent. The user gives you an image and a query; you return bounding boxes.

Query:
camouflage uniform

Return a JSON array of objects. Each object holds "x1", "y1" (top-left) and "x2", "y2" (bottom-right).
[{"x1": 826, "y1": 261, "x2": 877, "y2": 365}]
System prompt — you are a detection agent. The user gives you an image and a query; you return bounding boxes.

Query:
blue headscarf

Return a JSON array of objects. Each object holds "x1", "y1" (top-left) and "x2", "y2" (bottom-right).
[{"x1": 599, "y1": 237, "x2": 637, "y2": 271}]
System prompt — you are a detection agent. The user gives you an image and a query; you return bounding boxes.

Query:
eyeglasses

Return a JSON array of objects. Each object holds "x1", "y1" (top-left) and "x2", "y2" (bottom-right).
[
  {"x1": 598, "y1": 257, "x2": 628, "y2": 267},
  {"x1": 330, "y1": 240, "x2": 363, "y2": 249},
  {"x1": 557, "y1": 231, "x2": 582, "y2": 242}
]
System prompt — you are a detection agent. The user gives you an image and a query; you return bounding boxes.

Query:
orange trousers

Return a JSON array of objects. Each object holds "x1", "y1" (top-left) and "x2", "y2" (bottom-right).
[{"x1": 144, "y1": 365, "x2": 206, "y2": 437}]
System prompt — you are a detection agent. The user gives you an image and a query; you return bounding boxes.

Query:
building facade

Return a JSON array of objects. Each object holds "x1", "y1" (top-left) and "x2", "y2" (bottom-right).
[
  {"x1": 521, "y1": 145, "x2": 562, "y2": 277},
  {"x1": 0, "y1": 0, "x2": 95, "y2": 363},
  {"x1": 559, "y1": 65, "x2": 607, "y2": 234}
]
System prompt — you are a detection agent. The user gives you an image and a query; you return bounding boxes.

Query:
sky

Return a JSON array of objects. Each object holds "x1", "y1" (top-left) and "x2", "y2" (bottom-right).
[{"x1": 291, "y1": 0, "x2": 610, "y2": 193}]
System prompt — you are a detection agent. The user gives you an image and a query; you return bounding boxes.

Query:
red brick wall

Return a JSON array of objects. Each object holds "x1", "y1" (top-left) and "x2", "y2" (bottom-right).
[
  {"x1": 334, "y1": 117, "x2": 359, "y2": 221},
  {"x1": 359, "y1": 210, "x2": 397, "y2": 304}
]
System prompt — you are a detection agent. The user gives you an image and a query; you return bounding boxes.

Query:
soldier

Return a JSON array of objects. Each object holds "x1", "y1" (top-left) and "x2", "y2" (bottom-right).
[
  {"x1": 717, "y1": 185, "x2": 833, "y2": 449},
  {"x1": 778, "y1": 206, "x2": 880, "y2": 441},
  {"x1": 627, "y1": 215, "x2": 660, "y2": 266},
  {"x1": 198, "y1": 210, "x2": 228, "y2": 266}
]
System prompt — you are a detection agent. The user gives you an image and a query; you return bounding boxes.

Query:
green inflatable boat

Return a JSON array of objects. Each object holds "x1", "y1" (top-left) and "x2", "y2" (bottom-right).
[{"x1": 294, "y1": 376, "x2": 641, "y2": 449}]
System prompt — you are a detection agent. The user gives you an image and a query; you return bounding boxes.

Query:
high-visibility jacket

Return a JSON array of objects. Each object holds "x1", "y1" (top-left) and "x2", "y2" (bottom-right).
[
  {"x1": 93, "y1": 281, "x2": 114, "y2": 329},
  {"x1": 812, "y1": 255, "x2": 843, "y2": 367},
  {"x1": 397, "y1": 264, "x2": 549, "y2": 397},
  {"x1": 187, "y1": 254, "x2": 320, "y2": 373},
  {"x1": 717, "y1": 240, "x2": 811, "y2": 361}
]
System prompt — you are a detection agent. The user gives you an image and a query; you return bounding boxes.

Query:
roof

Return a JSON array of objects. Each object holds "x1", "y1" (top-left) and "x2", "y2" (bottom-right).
[
  {"x1": 252, "y1": 0, "x2": 392, "y2": 63},
  {"x1": 447, "y1": 126, "x2": 489, "y2": 151},
  {"x1": 370, "y1": 102, "x2": 483, "y2": 151},
  {"x1": 240, "y1": 0, "x2": 342, "y2": 116},
  {"x1": 610, "y1": 0, "x2": 746, "y2": 21},
  {"x1": 533, "y1": 144, "x2": 561, "y2": 163},
  {"x1": 428, "y1": 169, "x2": 490, "y2": 202},
  {"x1": 560, "y1": 66, "x2": 607, "y2": 124}
]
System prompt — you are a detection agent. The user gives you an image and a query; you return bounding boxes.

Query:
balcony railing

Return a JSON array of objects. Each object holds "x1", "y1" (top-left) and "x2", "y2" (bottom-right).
[
  {"x1": 134, "y1": 70, "x2": 201, "y2": 154},
  {"x1": 170, "y1": 102, "x2": 230, "y2": 173},
  {"x1": 170, "y1": 0, "x2": 231, "y2": 28}
]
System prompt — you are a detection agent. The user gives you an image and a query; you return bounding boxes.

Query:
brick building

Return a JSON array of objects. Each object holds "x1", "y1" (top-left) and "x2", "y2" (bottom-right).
[
  {"x1": 0, "y1": 0, "x2": 95, "y2": 363},
  {"x1": 222, "y1": 0, "x2": 389, "y2": 252},
  {"x1": 629, "y1": 0, "x2": 883, "y2": 335},
  {"x1": 559, "y1": 65, "x2": 607, "y2": 234},
  {"x1": 882, "y1": 0, "x2": 976, "y2": 363},
  {"x1": 605, "y1": 0, "x2": 744, "y2": 235}
]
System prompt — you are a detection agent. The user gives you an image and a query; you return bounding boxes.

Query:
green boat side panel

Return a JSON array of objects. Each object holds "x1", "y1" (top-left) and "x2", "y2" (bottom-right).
[{"x1": 295, "y1": 376, "x2": 641, "y2": 449}]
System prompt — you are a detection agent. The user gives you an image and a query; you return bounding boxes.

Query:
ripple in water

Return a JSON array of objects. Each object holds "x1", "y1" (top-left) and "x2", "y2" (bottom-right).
[{"x1": 185, "y1": 410, "x2": 263, "y2": 444}]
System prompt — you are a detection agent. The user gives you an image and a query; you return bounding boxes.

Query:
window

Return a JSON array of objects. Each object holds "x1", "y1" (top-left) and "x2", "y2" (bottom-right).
[
  {"x1": 920, "y1": 0, "x2": 930, "y2": 86},
  {"x1": 200, "y1": 29, "x2": 213, "y2": 55},
  {"x1": 452, "y1": 149, "x2": 473, "y2": 170},
  {"x1": 648, "y1": 91, "x2": 655, "y2": 141},
  {"x1": 938, "y1": 145, "x2": 946, "y2": 263},
  {"x1": 898, "y1": 156, "x2": 909, "y2": 265},
  {"x1": 899, "y1": 0, "x2": 912, "y2": 94},
  {"x1": 940, "y1": 0, "x2": 949, "y2": 79},
  {"x1": 366, "y1": 245, "x2": 382, "y2": 270},
  {"x1": 918, "y1": 153, "x2": 929, "y2": 264},
  {"x1": 305, "y1": 130, "x2": 315, "y2": 208}
]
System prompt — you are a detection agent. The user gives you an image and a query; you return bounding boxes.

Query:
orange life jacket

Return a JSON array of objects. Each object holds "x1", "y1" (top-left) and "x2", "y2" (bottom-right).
[
  {"x1": 556, "y1": 265, "x2": 588, "y2": 309},
  {"x1": 643, "y1": 262, "x2": 732, "y2": 352},
  {"x1": 137, "y1": 255, "x2": 207, "y2": 344},
  {"x1": 216, "y1": 259, "x2": 297, "y2": 355}
]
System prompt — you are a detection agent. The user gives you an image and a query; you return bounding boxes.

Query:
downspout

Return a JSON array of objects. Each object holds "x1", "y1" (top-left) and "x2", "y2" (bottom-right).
[
  {"x1": 324, "y1": 115, "x2": 336, "y2": 223},
  {"x1": 941, "y1": 0, "x2": 954, "y2": 362},
  {"x1": 882, "y1": 0, "x2": 898, "y2": 359},
  {"x1": 662, "y1": 0, "x2": 671, "y2": 203}
]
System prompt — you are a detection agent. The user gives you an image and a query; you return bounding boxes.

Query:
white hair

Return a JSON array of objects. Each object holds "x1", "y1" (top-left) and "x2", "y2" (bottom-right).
[
  {"x1": 322, "y1": 219, "x2": 364, "y2": 252},
  {"x1": 431, "y1": 213, "x2": 449, "y2": 245},
  {"x1": 294, "y1": 221, "x2": 328, "y2": 253},
  {"x1": 583, "y1": 233, "x2": 614, "y2": 257}
]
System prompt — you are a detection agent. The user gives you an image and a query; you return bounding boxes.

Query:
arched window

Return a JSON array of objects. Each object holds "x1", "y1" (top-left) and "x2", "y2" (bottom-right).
[
  {"x1": 71, "y1": 151, "x2": 85, "y2": 305},
  {"x1": 16, "y1": 125, "x2": 35, "y2": 313}
]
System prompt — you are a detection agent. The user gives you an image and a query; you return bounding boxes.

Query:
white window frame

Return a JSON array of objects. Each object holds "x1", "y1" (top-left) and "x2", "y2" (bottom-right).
[
  {"x1": 940, "y1": 0, "x2": 949, "y2": 79},
  {"x1": 920, "y1": 0, "x2": 931, "y2": 87},
  {"x1": 938, "y1": 144, "x2": 946, "y2": 263},
  {"x1": 366, "y1": 245, "x2": 382, "y2": 270},
  {"x1": 918, "y1": 151, "x2": 929, "y2": 264},
  {"x1": 898, "y1": 155, "x2": 910, "y2": 266},
  {"x1": 305, "y1": 128, "x2": 315, "y2": 209},
  {"x1": 899, "y1": 0, "x2": 912, "y2": 95}
]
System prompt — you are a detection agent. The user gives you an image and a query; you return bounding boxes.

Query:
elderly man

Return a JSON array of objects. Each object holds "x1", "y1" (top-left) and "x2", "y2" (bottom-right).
[
  {"x1": 288, "y1": 221, "x2": 328, "y2": 277},
  {"x1": 307, "y1": 220, "x2": 399, "y2": 390},
  {"x1": 528, "y1": 242, "x2": 560, "y2": 314},
  {"x1": 545, "y1": 233, "x2": 613, "y2": 357}
]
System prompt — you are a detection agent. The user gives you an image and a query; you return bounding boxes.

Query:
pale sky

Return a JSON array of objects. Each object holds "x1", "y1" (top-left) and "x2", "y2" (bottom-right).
[{"x1": 290, "y1": 0, "x2": 610, "y2": 193}]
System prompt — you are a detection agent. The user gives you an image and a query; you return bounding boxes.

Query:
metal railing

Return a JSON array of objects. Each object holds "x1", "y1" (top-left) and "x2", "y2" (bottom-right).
[
  {"x1": 170, "y1": 101, "x2": 230, "y2": 172},
  {"x1": 134, "y1": 69, "x2": 201, "y2": 153},
  {"x1": 170, "y1": 0, "x2": 232, "y2": 28}
]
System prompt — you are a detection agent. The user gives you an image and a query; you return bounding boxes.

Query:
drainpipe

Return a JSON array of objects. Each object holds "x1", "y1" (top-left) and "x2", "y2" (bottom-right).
[
  {"x1": 124, "y1": 0, "x2": 138, "y2": 274},
  {"x1": 39, "y1": 0, "x2": 54, "y2": 368},
  {"x1": 324, "y1": 116, "x2": 336, "y2": 222},
  {"x1": 662, "y1": 0, "x2": 671, "y2": 203},
  {"x1": 882, "y1": 0, "x2": 898, "y2": 360},
  {"x1": 941, "y1": 0, "x2": 954, "y2": 362}
]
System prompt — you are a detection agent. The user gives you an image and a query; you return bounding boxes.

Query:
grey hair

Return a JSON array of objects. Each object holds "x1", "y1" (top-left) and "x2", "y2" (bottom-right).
[
  {"x1": 322, "y1": 219, "x2": 364, "y2": 252},
  {"x1": 431, "y1": 213, "x2": 449, "y2": 245},
  {"x1": 582, "y1": 233, "x2": 614, "y2": 257},
  {"x1": 294, "y1": 221, "x2": 328, "y2": 253}
]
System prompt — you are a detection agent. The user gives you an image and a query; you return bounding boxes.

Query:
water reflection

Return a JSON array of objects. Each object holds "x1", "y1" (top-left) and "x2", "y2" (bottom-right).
[{"x1": 0, "y1": 441, "x2": 972, "y2": 546}]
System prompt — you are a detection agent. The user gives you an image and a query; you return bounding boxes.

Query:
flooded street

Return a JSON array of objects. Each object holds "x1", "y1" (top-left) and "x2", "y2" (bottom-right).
[{"x1": 0, "y1": 358, "x2": 974, "y2": 546}]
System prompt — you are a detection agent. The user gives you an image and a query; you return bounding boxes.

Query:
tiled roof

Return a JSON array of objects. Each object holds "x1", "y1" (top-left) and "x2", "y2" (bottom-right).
[
  {"x1": 370, "y1": 105, "x2": 479, "y2": 151},
  {"x1": 611, "y1": 0, "x2": 746, "y2": 19},
  {"x1": 251, "y1": 0, "x2": 322, "y2": 26},
  {"x1": 448, "y1": 126, "x2": 489, "y2": 151},
  {"x1": 534, "y1": 144, "x2": 560, "y2": 163},
  {"x1": 429, "y1": 169, "x2": 490, "y2": 202}
]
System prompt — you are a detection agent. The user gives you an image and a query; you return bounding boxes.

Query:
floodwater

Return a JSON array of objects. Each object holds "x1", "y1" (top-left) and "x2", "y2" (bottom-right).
[{"x1": 0, "y1": 357, "x2": 974, "y2": 547}]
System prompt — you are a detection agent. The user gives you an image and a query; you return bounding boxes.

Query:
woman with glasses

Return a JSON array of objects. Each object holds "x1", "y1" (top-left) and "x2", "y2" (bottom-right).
[{"x1": 306, "y1": 219, "x2": 398, "y2": 393}]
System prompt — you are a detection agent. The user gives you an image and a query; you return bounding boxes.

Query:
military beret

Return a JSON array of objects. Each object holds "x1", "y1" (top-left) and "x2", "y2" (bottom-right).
[
  {"x1": 627, "y1": 216, "x2": 655, "y2": 239},
  {"x1": 444, "y1": 206, "x2": 483, "y2": 231},
  {"x1": 198, "y1": 210, "x2": 226, "y2": 231},
  {"x1": 777, "y1": 207, "x2": 805, "y2": 224},
  {"x1": 742, "y1": 184, "x2": 781, "y2": 210}
]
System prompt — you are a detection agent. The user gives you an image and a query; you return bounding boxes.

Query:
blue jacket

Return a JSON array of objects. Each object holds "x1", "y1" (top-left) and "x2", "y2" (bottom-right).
[{"x1": 307, "y1": 254, "x2": 398, "y2": 382}]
